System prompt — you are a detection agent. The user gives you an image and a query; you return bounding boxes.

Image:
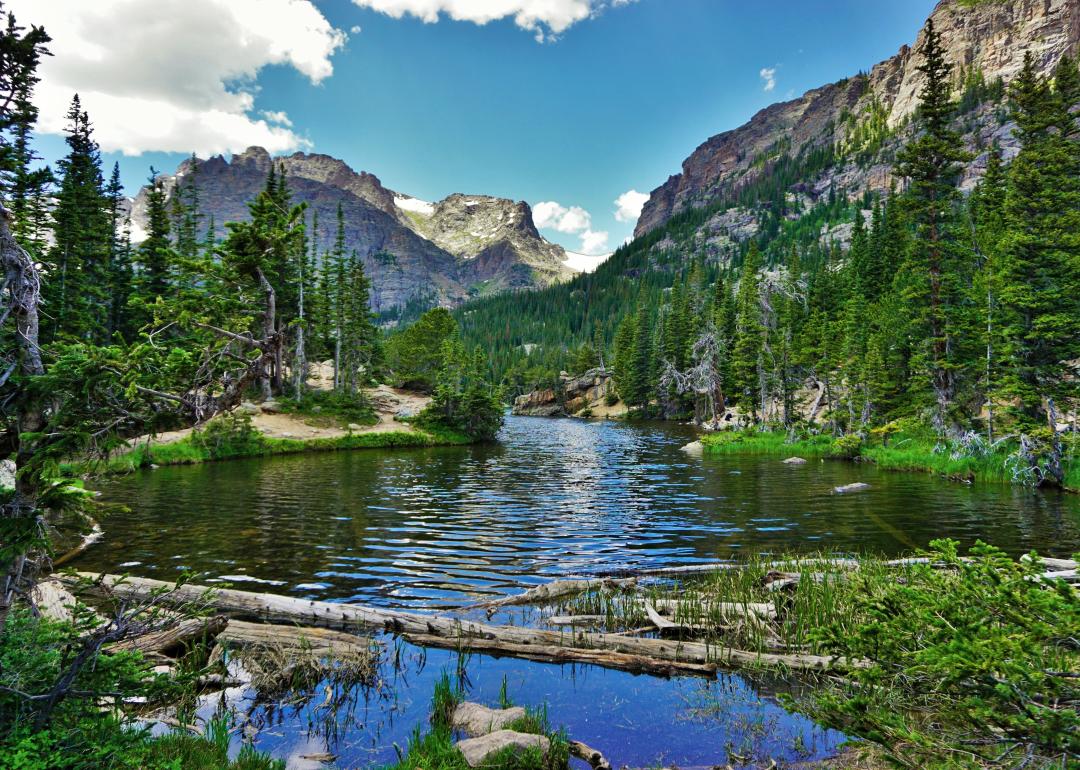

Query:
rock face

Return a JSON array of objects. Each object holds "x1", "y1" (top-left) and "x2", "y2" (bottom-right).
[
  {"x1": 132, "y1": 149, "x2": 574, "y2": 314},
  {"x1": 395, "y1": 194, "x2": 573, "y2": 294},
  {"x1": 635, "y1": 0, "x2": 1080, "y2": 238},
  {"x1": 456, "y1": 730, "x2": 550, "y2": 768},
  {"x1": 451, "y1": 703, "x2": 527, "y2": 738},
  {"x1": 512, "y1": 368, "x2": 617, "y2": 417}
]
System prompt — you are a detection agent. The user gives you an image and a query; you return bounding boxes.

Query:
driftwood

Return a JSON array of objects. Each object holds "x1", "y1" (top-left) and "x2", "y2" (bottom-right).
[
  {"x1": 642, "y1": 601, "x2": 679, "y2": 633},
  {"x1": 66, "y1": 573, "x2": 863, "y2": 674},
  {"x1": 569, "y1": 740, "x2": 612, "y2": 770},
  {"x1": 109, "y1": 615, "x2": 227, "y2": 656},
  {"x1": 403, "y1": 632, "x2": 718, "y2": 677},
  {"x1": 217, "y1": 619, "x2": 374, "y2": 658},
  {"x1": 470, "y1": 578, "x2": 637, "y2": 610},
  {"x1": 52, "y1": 519, "x2": 104, "y2": 568},
  {"x1": 30, "y1": 580, "x2": 78, "y2": 624},
  {"x1": 547, "y1": 615, "x2": 609, "y2": 627}
]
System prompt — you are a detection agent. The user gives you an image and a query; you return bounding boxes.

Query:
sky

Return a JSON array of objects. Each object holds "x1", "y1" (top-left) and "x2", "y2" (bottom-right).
[{"x1": 17, "y1": 0, "x2": 938, "y2": 258}]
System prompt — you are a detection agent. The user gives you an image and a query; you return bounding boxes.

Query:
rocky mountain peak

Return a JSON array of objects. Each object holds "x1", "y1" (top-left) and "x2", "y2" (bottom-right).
[
  {"x1": 635, "y1": 0, "x2": 1080, "y2": 238},
  {"x1": 130, "y1": 148, "x2": 576, "y2": 314}
]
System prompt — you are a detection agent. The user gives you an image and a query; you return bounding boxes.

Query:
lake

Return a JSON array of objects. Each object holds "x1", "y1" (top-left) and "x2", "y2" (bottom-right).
[{"x1": 76, "y1": 416, "x2": 1080, "y2": 767}]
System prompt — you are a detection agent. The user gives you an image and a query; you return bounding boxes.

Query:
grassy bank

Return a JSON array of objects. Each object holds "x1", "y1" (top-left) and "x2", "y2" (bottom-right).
[
  {"x1": 701, "y1": 427, "x2": 1080, "y2": 490},
  {"x1": 91, "y1": 418, "x2": 473, "y2": 474}
]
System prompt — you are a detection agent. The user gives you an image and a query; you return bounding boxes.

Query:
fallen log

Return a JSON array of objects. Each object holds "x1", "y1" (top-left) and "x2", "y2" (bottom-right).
[
  {"x1": 217, "y1": 619, "x2": 375, "y2": 658},
  {"x1": 109, "y1": 615, "x2": 227, "y2": 657},
  {"x1": 403, "y1": 633, "x2": 717, "y2": 678},
  {"x1": 546, "y1": 615, "x2": 609, "y2": 627},
  {"x1": 569, "y1": 740, "x2": 612, "y2": 770},
  {"x1": 470, "y1": 578, "x2": 637, "y2": 610},
  {"x1": 65, "y1": 574, "x2": 864, "y2": 674},
  {"x1": 31, "y1": 580, "x2": 79, "y2": 624},
  {"x1": 642, "y1": 601, "x2": 678, "y2": 633},
  {"x1": 52, "y1": 518, "x2": 105, "y2": 568}
]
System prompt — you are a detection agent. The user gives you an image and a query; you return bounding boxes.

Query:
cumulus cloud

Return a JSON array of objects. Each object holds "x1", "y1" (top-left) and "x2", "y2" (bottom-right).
[
  {"x1": 613, "y1": 189, "x2": 649, "y2": 223},
  {"x1": 13, "y1": 0, "x2": 346, "y2": 156},
  {"x1": 533, "y1": 200, "x2": 609, "y2": 255},
  {"x1": 349, "y1": 0, "x2": 634, "y2": 42},
  {"x1": 759, "y1": 66, "x2": 777, "y2": 93}
]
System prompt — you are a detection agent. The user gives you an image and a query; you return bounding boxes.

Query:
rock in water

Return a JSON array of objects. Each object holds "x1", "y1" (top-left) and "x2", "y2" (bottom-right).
[
  {"x1": 456, "y1": 731, "x2": 550, "y2": 768},
  {"x1": 834, "y1": 482, "x2": 871, "y2": 494},
  {"x1": 681, "y1": 441, "x2": 704, "y2": 456},
  {"x1": 783, "y1": 457, "x2": 808, "y2": 465},
  {"x1": 451, "y1": 703, "x2": 527, "y2": 737}
]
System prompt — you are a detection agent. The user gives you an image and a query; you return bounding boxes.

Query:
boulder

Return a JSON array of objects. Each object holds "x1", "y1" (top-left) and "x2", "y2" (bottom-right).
[
  {"x1": 681, "y1": 441, "x2": 704, "y2": 456},
  {"x1": 451, "y1": 702, "x2": 527, "y2": 738},
  {"x1": 347, "y1": 423, "x2": 363, "y2": 432},
  {"x1": 260, "y1": 400, "x2": 283, "y2": 414},
  {"x1": 834, "y1": 482, "x2": 871, "y2": 494},
  {"x1": 783, "y1": 457, "x2": 808, "y2": 465},
  {"x1": 0, "y1": 459, "x2": 14, "y2": 489},
  {"x1": 456, "y1": 731, "x2": 549, "y2": 768},
  {"x1": 395, "y1": 407, "x2": 418, "y2": 419},
  {"x1": 237, "y1": 401, "x2": 260, "y2": 416}
]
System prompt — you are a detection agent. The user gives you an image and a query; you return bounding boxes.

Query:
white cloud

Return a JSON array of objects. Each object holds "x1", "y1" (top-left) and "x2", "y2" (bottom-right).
[
  {"x1": 534, "y1": 201, "x2": 591, "y2": 233},
  {"x1": 760, "y1": 66, "x2": 777, "y2": 93},
  {"x1": 14, "y1": 0, "x2": 346, "y2": 156},
  {"x1": 533, "y1": 200, "x2": 609, "y2": 255},
  {"x1": 563, "y1": 250, "x2": 611, "y2": 273},
  {"x1": 348, "y1": 0, "x2": 634, "y2": 41},
  {"x1": 579, "y1": 229, "x2": 610, "y2": 255},
  {"x1": 613, "y1": 189, "x2": 649, "y2": 223}
]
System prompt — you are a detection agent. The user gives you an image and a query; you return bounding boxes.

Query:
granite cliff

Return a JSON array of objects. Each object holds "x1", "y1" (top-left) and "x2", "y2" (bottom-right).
[
  {"x1": 635, "y1": 0, "x2": 1080, "y2": 238},
  {"x1": 132, "y1": 148, "x2": 575, "y2": 315}
]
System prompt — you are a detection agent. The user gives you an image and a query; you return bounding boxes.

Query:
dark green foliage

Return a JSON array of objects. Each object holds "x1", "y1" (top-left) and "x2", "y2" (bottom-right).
[
  {"x1": 386, "y1": 307, "x2": 460, "y2": 393},
  {"x1": 799, "y1": 540, "x2": 1079, "y2": 768}
]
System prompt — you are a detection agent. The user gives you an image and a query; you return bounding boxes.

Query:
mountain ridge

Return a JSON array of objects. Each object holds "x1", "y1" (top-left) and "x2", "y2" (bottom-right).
[
  {"x1": 635, "y1": 0, "x2": 1080, "y2": 237},
  {"x1": 131, "y1": 147, "x2": 577, "y2": 315}
]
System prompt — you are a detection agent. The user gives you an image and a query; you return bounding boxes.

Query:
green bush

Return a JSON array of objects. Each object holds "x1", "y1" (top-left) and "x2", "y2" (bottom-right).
[{"x1": 795, "y1": 540, "x2": 1079, "y2": 768}]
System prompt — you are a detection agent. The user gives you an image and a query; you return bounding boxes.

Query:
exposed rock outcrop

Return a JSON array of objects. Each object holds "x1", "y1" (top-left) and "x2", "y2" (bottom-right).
[
  {"x1": 451, "y1": 702, "x2": 527, "y2": 738},
  {"x1": 635, "y1": 0, "x2": 1080, "y2": 238},
  {"x1": 512, "y1": 368, "x2": 619, "y2": 417},
  {"x1": 456, "y1": 730, "x2": 550, "y2": 768},
  {"x1": 132, "y1": 150, "x2": 574, "y2": 314}
]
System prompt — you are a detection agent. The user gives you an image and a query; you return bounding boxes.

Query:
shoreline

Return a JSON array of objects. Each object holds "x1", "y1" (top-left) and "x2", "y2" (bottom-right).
[{"x1": 699, "y1": 429, "x2": 1080, "y2": 493}]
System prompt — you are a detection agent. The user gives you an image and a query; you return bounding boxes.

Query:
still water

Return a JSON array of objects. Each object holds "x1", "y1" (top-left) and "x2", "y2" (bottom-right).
[{"x1": 77, "y1": 417, "x2": 1080, "y2": 767}]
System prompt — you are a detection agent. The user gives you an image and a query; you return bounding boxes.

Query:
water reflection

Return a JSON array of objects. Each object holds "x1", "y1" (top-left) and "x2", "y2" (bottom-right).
[{"x1": 83, "y1": 416, "x2": 1080, "y2": 610}]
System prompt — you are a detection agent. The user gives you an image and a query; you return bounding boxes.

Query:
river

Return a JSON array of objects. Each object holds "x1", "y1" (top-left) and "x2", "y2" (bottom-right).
[{"x1": 76, "y1": 416, "x2": 1080, "y2": 767}]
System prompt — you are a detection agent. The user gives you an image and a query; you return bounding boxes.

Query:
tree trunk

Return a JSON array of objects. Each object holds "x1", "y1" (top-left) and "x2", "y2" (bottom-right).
[{"x1": 255, "y1": 267, "x2": 276, "y2": 400}]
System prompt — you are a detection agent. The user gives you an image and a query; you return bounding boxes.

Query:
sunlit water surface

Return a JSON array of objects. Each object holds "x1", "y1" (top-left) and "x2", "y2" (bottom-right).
[{"x1": 78, "y1": 417, "x2": 1080, "y2": 768}]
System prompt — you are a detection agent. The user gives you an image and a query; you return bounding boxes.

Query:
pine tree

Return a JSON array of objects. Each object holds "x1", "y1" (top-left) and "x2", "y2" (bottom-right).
[
  {"x1": 732, "y1": 244, "x2": 765, "y2": 421},
  {"x1": 893, "y1": 19, "x2": 973, "y2": 429},
  {"x1": 136, "y1": 169, "x2": 173, "y2": 310},
  {"x1": 44, "y1": 96, "x2": 111, "y2": 342},
  {"x1": 995, "y1": 54, "x2": 1080, "y2": 434},
  {"x1": 104, "y1": 163, "x2": 132, "y2": 338}
]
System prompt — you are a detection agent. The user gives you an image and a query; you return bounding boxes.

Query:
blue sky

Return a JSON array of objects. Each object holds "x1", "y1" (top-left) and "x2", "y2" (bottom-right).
[{"x1": 24, "y1": 0, "x2": 937, "y2": 255}]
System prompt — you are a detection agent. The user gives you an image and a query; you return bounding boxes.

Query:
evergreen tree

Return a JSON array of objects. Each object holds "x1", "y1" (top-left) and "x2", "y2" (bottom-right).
[
  {"x1": 732, "y1": 244, "x2": 765, "y2": 420},
  {"x1": 995, "y1": 54, "x2": 1080, "y2": 435},
  {"x1": 104, "y1": 163, "x2": 132, "y2": 338},
  {"x1": 44, "y1": 96, "x2": 112, "y2": 342},
  {"x1": 893, "y1": 19, "x2": 973, "y2": 429}
]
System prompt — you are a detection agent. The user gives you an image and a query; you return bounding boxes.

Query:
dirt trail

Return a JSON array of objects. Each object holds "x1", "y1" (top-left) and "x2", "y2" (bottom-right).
[{"x1": 138, "y1": 385, "x2": 431, "y2": 446}]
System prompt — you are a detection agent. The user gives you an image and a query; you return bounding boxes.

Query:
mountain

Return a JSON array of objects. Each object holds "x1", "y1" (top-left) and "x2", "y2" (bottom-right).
[
  {"x1": 635, "y1": 0, "x2": 1079, "y2": 238},
  {"x1": 456, "y1": 0, "x2": 1080, "y2": 386},
  {"x1": 131, "y1": 147, "x2": 576, "y2": 315}
]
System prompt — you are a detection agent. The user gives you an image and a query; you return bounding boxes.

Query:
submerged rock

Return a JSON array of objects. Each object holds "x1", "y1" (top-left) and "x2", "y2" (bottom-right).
[
  {"x1": 456, "y1": 730, "x2": 549, "y2": 768},
  {"x1": 783, "y1": 457, "x2": 808, "y2": 465},
  {"x1": 451, "y1": 702, "x2": 527, "y2": 737},
  {"x1": 834, "y1": 482, "x2": 871, "y2": 494}
]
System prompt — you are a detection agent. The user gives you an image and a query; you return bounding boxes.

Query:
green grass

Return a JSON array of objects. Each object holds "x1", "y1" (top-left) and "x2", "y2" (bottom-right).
[
  {"x1": 385, "y1": 672, "x2": 569, "y2": 770},
  {"x1": 700, "y1": 430, "x2": 841, "y2": 458},
  {"x1": 91, "y1": 424, "x2": 473, "y2": 474},
  {"x1": 701, "y1": 428, "x2": 1080, "y2": 491}
]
